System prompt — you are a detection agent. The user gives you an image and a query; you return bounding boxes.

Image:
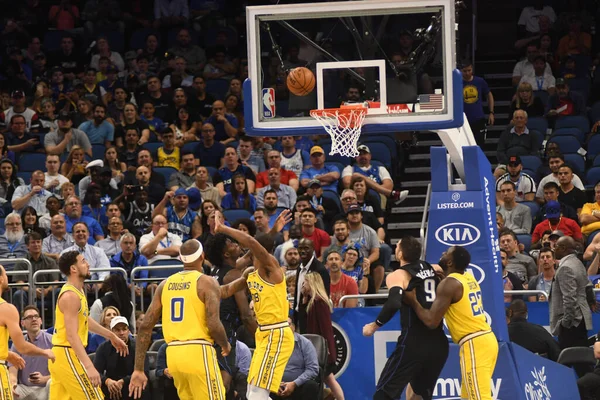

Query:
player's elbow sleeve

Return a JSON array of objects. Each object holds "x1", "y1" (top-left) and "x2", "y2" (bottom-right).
[{"x1": 375, "y1": 287, "x2": 403, "y2": 327}]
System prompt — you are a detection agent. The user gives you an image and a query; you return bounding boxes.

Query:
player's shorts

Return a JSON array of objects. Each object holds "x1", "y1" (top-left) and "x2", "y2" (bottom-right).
[
  {"x1": 167, "y1": 339, "x2": 226, "y2": 400},
  {"x1": 0, "y1": 362, "x2": 13, "y2": 400},
  {"x1": 49, "y1": 346, "x2": 104, "y2": 400},
  {"x1": 247, "y1": 322, "x2": 294, "y2": 393},
  {"x1": 459, "y1": 330, "x2": 499, "y2": 400},
  {"x1": 375, "y1": 329, "x2": 449, "y2": 400}
]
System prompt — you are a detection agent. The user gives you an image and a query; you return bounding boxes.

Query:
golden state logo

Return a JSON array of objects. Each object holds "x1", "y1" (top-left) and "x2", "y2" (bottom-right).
[{"x1": 463, "y1": 84, "x2": 479, "y2": 104}]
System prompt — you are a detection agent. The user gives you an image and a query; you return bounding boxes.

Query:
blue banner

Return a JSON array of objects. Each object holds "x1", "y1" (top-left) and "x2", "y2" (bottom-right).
[
  {"x1": 426, "y1": 146, "x2": 508, "y2": 342},
  {"x1": 332, "y1": 307, "x2": 578, "y2": 400}
]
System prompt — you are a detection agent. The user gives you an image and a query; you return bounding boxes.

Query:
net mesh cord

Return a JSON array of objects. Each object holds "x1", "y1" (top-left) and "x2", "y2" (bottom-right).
[{"x1": 310, "y1": 107, "x2": 367, "y2": 157}]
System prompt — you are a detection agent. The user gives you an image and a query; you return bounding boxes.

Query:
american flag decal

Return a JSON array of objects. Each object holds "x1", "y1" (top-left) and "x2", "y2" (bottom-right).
[{"x1": 418, "y1": 94, "x2": 444, "y2": 110}]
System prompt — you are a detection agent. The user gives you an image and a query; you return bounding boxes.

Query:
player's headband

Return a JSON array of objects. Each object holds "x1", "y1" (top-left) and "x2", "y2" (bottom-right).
[{"x1": 179, "y1": 240, "x2": 204, "y2": 263}]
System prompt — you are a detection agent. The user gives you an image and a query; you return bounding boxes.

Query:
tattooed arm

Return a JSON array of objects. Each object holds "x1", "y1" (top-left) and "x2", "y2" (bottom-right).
[
  {"x1": 134, "y1": 281, "x2": 164, "y2": 371},
  {"x1": 199, "y1": 275, "x2": 230, "y2": 354}
]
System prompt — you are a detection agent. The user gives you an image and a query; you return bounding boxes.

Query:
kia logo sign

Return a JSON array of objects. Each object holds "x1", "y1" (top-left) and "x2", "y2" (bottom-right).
[
  {"x1": 434, "y1": 223, "x2": 481, "y2": 246},
  {"x1": 466, "y1": 263, "x2": 485, "y2": 284}
]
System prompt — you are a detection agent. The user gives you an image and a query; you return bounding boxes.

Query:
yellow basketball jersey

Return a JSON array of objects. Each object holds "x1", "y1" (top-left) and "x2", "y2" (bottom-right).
[
  {"x1": 247, "y1": 271, "x2": 288, "y2": 326},
  {"x1": 445, "y1": 272, "x2": 491, "y2": 344},
  {"x1": 161, "y1": 270, "x2": 212, "y2": 344},
  {"x1": 0, "y1": 300, "x2": 9, "y2": 361},
  {"x1": 157, "y1": 147, "x2": 181, "y2": 170},
  {"x1": 52, "y1": 284, "x2": 89, "y2": 347}
]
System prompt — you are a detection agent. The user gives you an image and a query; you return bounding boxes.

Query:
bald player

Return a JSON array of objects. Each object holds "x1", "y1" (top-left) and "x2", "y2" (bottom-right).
[{"x1": 129, "y1": 239, "x2": 252, "y2": 400}]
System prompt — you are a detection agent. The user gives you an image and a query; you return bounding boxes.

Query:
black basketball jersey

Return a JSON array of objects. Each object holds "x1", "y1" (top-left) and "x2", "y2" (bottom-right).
[
  {"x1": 212, "y1": 264, "x2": 240, "y2": 340},
  {"x1": 400, "y1": 260, "x2": 444, "y2": 335}
]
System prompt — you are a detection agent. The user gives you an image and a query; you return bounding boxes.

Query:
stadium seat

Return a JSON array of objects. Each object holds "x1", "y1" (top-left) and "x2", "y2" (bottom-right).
[
  {"x1": 43, "y1": 30, "x2": 65, "y2": 52},
  {"x1": 320, "y1": 143, "x2": 352, "y2": 166},
  {"x1": 563, "y1": 153, "x2": 585, "y2": 176},
  {"x1": 18, "y1": 153, "x2": 47, "y2": 172},
  {"x1": 206, "y1": 166, "x2": 217, "y2": 179},
  {"x1": 533, "y1": 91, "x2": 550, "y2": 109},
  {"x1": 94, "y1": 30, "x2": 125, "y2": 53},
  {"x1": 516, "y1": 234, "x2": 532, "y2": 253},
  {"x1": 322, "y1": 190, "x2": 342, "y2": 211},
  {"x1": 142, "y1": 142, "x2": 162, "y2": 155},
  {"x1": 547, "y1": 135, "x2": 582, "y2": 154},
  {"x1": 146, "y1": 351, "x2": 158, "y2": 370},
  {"x1": 303, "y1": 334, "x2": 328, "y2": 397},
  {"x1": 149, "y1": 339, "x2": 165, "y2": 352},
  {"x1": 521, "y1": 201, "x2": 540, "y2": 219},
  {"x1": 91, "y1": 144, "x2": 106, "y2": 161},
  {"x1": 529, "y1": 130, "x2": 544, "y2": 149},
  {"x1": 17, "y1": 171, "x2": 31, "y2": 183},
  {"x1": 527, "y1": 117, "x2": 548, "y2": 135},
  {"x1": 181, "y1": 141, "x2": 199, "y2": 154},
  {"x1": 363, "y1": 135, "x2": 398, "y2": 160},
  {"x1": 593, "y1": 155, "x2": 600, "y2": 167},
  {"x1": 555, "y1": 116, "x2": 590, "y2": 134},
  {"x1": 365, "y1": 142, "x2": 392, "y2": 170},
  {"x1": 205, "y1": 79, "x2": 230, "y2": 100},
  {"x1": 223, "y1": 209, "x2": 252, "y2": 222},
  {"x1": 589, "y1": 101, "x2": 600, "y2": 124},
  {"x1": 325, "y1": 162, "x2": 345, "y2": 174},
  {"x1": 551, "y1": 127, "x2": 585, "y2": 144},
  {"x1": 586, "y1": 167, "x2": 600, "y2": 189},
  {"x1": 557, "y1": 347, "x2": 596, "y2": 369},
  {"x1": 129, "y1": 29, "x2": 160, "y2": 51},
  {"x1": 567, "y1": 78, "x2": 591, "y2": 103},
  {"x1": 519, "y1": 155, "x2": 542, "y2": 173},
  {"x1": 153, "y1": 167, "x2": 178, "y2": 186},
  {"x1": 148, "y1": 259, "x2": 182, "y2": 278},
  {"x1": 589, "y1": 135, "x2": 600, "y2": 162}
]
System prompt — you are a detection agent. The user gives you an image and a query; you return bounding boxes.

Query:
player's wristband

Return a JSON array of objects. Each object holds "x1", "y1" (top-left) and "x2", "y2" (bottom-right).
[{"x1": 375, "y1": 287, "x2": 403, "y2": 327}]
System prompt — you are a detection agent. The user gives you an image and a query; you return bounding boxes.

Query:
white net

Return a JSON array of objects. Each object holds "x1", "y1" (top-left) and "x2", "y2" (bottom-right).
[{"x1": 310, "y1": 107, "x2": 367, "y2": 157}]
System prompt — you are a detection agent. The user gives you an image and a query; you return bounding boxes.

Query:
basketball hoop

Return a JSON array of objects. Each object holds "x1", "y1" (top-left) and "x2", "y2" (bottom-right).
[{"x1": 310, "y1": 105, "x2": 367, "y2": 157}]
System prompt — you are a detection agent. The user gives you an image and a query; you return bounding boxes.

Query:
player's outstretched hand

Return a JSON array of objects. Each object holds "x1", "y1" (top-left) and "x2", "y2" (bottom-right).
[
  {"x1": 111, "y1": 334, "x2": 129, "y2": 357},
  {"x1": 129, "y1": 370, "x2": 148, "y2": 399},
  {"x1": 242, "y1": 267, "x2": 255, "y2": 280},
  {"x1": 214, "y1": 210, "x2": 224, "y2": 233},
  {"x1": 7, "y1": 351, "x2": 25, "y2": 369},
  {"x1": 362, "y1": 322, "x2": 379, "y2": 337},
  {"x1": 272, "y1": 209, "x2": 293, "y2": 233},
  {"x1": 221, "y1": 342, "x2": 231, "y2": 357}
]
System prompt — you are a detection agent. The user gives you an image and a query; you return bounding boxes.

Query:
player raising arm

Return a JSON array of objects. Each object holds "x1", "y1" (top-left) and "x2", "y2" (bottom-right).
[
  {"x1": 404, "y1": 246, "x2": 499, "y2": 400},
  {"x1": 214, "y1": 210, "x2": 296, "y2": 400}
]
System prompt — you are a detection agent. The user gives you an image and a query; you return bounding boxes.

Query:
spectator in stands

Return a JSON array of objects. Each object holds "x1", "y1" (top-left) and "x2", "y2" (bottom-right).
[
  {"x1": 123, "y1": 185, "x2": 154, "y2": 237},
  {"x1": 79, "y1": 164, "x2": 119, "y2": 205},
  {"x1": 21, "y1": 207, "x2": 46, "y2": 238},
  {"x1": 11, "y1": 170, "x2": 51, "y2": 216},
  {"x1": 8, "y1": 305, "x2": 52, "y2": 399},
  {"x1": 279, "y1": 239, "x2": 301, "y2": 276},
  {"x1": 107, "y1": 87, "x2": 127, "y2": 123},
  {"x1": 0, "y1": 132, "x2": 16, "y2": 164},
  {"x1": 321, "y1": 219, "x2": 351, "y2": 262},
  {"x1": 166, "y1": 151, "x2": 195, "y2": 190},
  {"x1": 206, "y1": 100, "x2": 238, "y2": 143},
  {"x1": 307, "y1": 180, "x2": 340, "y2": 229},
  {"x1": 139, "y1": 214, "x2": 182, "y2": 264},
  {"x1": 5, "y1": 115, "x2": 41, "y2": 154},
  {"x1": 294, "y1": 238, "x2": 330, "y2": 325},
  {"x1": 256, "y1": 168, "x2": 296, "y2": 209},
  {"x1": 78, "y1": 103, "x2": 114, "y2": 147},
  {"x1": 334, "y1": 188, "x2": 385, "y2": 239},
  {"x1": 47, "y1": 35, "x2": 83, "y2": 81},
  {"x1": 203, "y1": 48, "x2": 236, "y2": 81},
  {"x1": 113, "y1": 103, "x2": 151, "y2": 147},
  {"x1": 256, "y1": 150, "x2": 299, "y2": 191},
  {"x1": 153, "y1": 188, "x2": 198, "y2": 241},
  {"x1": 496, "y1": 110, "x2": 540, "y2": 167},
  {"x1": 44, "y1": 154, "x2": 69, "y2": 197},
  {"x1": 81, "y1": 67, "x2": 106, "y2": 105},
  {"x1": 496, "y1": 181, "x2": 532, "y2": 234},
  {"x1": 118, "y1": 128, "x2": 143, "y2": 171},
  {"x1": 90, "y1": 274, "x2": 135, "y2": 329},
  {"x1": 529, "y1": 230, "x2": 556, "y2": 261},
  {"x1": 221, "y1": 173, "x2": 257, "y2": 215},
  {"x1": 558, "y1": 164, "x2": 586, "y2": 214},
  {"x1": 155, "y1": 343, "x2": 179, "y2": 399},
  {"x1": 280, "y1": 136, "x2": 310, "y2": 177},
  {"x1": 496, "y1": 156, "x2": 536, "y2": 204},
  {"x1": 238, "y1": 136, "x2": 265, "y2": 174},
  {"x1": 580, "y1": 183, "x2": 600, "y2": 236},
  {"x1": 82, "y1": 182, "x2": 107, "y2": 226},
  {"x1": 42, "y1": 214, "x2": 74, "y2": 260},
  {"x1": 534, "y1": 181, "x2": 578, "y2": 225},
  {"x1": 551, "y1": 236, "x2": 592, "y2": 368},
  {"x1": 187, "y1": 77, "x2": 215, "y2": 120},
  {"x1": 154, "y1": 129, "x2": 180, "y2": 170},
  {"x1": 327, "y1": 251, "x2": 359, "y2": 308},
  {"x1": 163, "y1": 57, "x2": 194, "y2": 89},
  {"x1": 196, "y1": 208, "x2": 225, "y2": 245},
  {"x1": 577, "y1": 346, "x2": 600, "y2": 399},
  {"x1": 165, "y1": 28, "x2": 205, "y2": 74},
  {"x1": 508, "y1": 299, "x2": 561, "y2": 360},
  {"x1": 193, "y1": 123, "x2": 224, "y2": 169},
  {"x1": 0, "y1": 90, "x2": 41, "y2": 132},
  {"x1": 557, "y1": 16, "x2": 591, "y2": 58},
  {"x1": 528, "y1": 247, "x2": 556, "y2": 302},
  {"x1": 90, "y1": 37, "x2": 125, "y2": 72},
  {"x1": 517, "y1": 1, "x2": 556, "y2": 36},
  {"x1": 104, "y1": 146, "x2": 126, "y2": 185},
  {"x1": 0, "y1": 159, "x2": 22, "y2": 212},
  {"x1": 351, "y1": 176, "x2": 384, "y2": 224},
  {"x1": 64, "y1": 195, "x2": 104, "y2": 244},
  {"x1": 131, "y1": 165, "x2": 166, "y2": 205},
  {"x1": 73, "y1": 99, "x2": 94, "y2": 128},
  {"x1": 188, "y1": 166, "x2": 218, "y2": 205},
  {"x1": 499, "y1": 229, "x2": 537, "y2": 285},
  {"x1": 45, "y1": 112, "x2": 92, "y2": 158},
  {"x1": 110, "y1": 233, "x2": 150, "y2": 296},
  {"x1": 532, "y1": 200, "x2": 583, "y2": 245},
  {"x1": 88, "y1": 306, "x2": 120, "y2": 353},
  {"x1": 300, "y1": 146, "x2": 340, "y2": 192},
  {"x1": 214, "y1": 146, "x2": 256, "y2": 197},
  {"x1": 342, "y1": 243, "x2": 368, "y2": 295},
  {"x1": 61, "y1": 221, "x2": 111, "y2": 281},
  {"x1": 536, "y1": 152, "x2": 585, "y2": 203},
  {"x1": 512, "y1": 43, "x2": 553, "y2": 86},
  {"x1": 0, "y1": 213, "x2": 27, "y2": 262},
  {"x1": 547, "y1": 78, "x2": 586, "y2": 117},
  {"x1": 461, "y1": 60, "x2": 494, "y2": 147},
  {"x1": 12, "y1": 231, "x2": 59, "y2": 311},
  {"x1": 501, "y1": 248, "x2": 524, "y2": 303},
  {"x1": 95, "y1": 217, "x2": 124, "y2": 258},
  {"x1": 520, "y1": 55, "x2": 556, "y2": 95},
  {"x1": 38, "y1": 195, "x2": 61, "y2": 232},
  {"x1": 94, "y1": 316, "x2": 150, "y2": 400},
  {"x1": 142, "y1": 75, "x2": 174, "y2": 123},
  {"x1": 300, "y1": 208, "x2": 330, "y2": 258}
]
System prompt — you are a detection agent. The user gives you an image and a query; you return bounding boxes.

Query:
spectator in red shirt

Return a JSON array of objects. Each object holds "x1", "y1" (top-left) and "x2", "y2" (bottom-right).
[
  {"x1": 48, "y1": 0, "x2": 80, "y2": 30},
  {"x1": 300, "y1": 208, "x2": 330, "y2": 258},
  {"x1": 532, "y1": 200, "x2": 582, "y2": 245},
  {"x1": 327, "y1": 251, "x2": 358, "y2": 308},
  {"x1": 256, "y1": 150, "x2": 299, "y2": 191}
]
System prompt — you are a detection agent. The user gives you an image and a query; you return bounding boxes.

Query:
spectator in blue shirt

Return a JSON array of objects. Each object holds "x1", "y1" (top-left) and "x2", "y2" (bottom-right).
[
  {"x1": 300, "y1": 146, "x2": 340, "y2": 192},
  {"x1": 221, "y1": 173, "x2": 257, "y2": 213},
  {"x1": 213, "y1": 146, "x2": 256, "y2": 197},
  {"x1": 110, "y1": 233, "x2": 150, "y2": 296},
  {"x1": 461, "y1": 60, "x2": 495, "y2": 148},
  {"x1": 63, "y1": 195, "x2": 105, "y2": 244},
  {"x1": 194, "y1": 123, "x2": 226, "y2": 169},
  {"x1": 205, "y1": 100, "x2": 238, "y2": 142},
  {"x1": 78, "y1": 103, "x2": 114, "y2": 147}
]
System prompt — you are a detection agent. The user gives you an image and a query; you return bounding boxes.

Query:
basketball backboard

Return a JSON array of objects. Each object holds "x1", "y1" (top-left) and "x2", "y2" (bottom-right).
[{"x1": 244, "y1": 0, "x2": 464, "y2": 137}]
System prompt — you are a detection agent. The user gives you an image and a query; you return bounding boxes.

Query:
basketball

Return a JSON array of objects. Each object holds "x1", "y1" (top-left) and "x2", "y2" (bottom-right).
[{"x1": 286, "y1": 67, "x2": 315, "y2": 96}]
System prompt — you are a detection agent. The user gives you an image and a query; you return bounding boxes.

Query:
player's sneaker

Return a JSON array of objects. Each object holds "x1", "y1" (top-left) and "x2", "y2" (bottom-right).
[{"x1": 390, "y1": 189, "x2": 409, "y2": 205}]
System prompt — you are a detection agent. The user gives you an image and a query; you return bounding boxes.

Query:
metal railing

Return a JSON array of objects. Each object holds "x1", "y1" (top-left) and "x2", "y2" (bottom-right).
[
  {"x1": 32, "y1": 267, "x2": 128, "y2": 328},
  {"x1": 130, "y1": 265, "x2": 184, "y2": 311},
  {"x1": 419, "y1": 183, "x2": 432, "y2": 259},
  {"x1": 2, "y1": 258, "x2": 33, "y2": 306}
]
